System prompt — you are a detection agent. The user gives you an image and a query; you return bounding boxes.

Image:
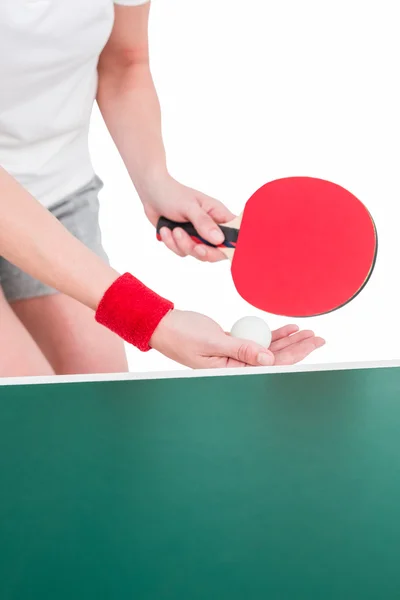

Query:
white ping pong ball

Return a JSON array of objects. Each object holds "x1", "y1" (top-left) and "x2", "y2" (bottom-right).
[{"x1": 230, "y1": 316, "x2": 272, "y2": 348}]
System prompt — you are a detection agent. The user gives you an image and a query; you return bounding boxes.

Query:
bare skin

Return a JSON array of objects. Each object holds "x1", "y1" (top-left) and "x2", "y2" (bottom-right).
[
  {"x1": 0, "y1": 164, "x2": 324, "y2": 375},
  {"x1": 11, "y1": 293, "x2": 128, "y2": 376},
  {"x1": 0, "y1": 4, "x2": 325, "y2": 376},
  {"x1": 97, "y1": 4, "x2": 234, "y2": 264},
  {"x1": 0, "y1": 287, "x2": 54, "y2": 377}
]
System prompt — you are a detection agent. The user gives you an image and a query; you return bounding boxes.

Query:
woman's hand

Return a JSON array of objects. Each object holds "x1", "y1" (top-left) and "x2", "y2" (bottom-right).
[
  {"x1": 267, "y1": 324, "x2": 325, "y2": 365},
  {"x1": 150, "y1": 310, "x2": 325, "y2": 369},
  {"x1": 139, "y1": 174, "x2": 235, "y2": 263}
]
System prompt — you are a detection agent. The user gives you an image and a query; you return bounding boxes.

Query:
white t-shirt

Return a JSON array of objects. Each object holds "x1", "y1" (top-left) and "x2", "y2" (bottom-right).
[{"x1": 0, "y1": 0, "x2": 149, "y2": 208}]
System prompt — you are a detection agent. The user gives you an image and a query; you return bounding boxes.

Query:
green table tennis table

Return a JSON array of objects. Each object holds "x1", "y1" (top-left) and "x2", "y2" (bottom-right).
[{"x1": 1, "y1": 362, "x2": 400, "y2": 599}]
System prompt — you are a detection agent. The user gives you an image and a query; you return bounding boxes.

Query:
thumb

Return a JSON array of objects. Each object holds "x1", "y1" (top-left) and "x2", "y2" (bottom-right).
[
  {"x1": 222, "y1": 335, "x2": 275, "y2": 367},
  {"x1": 198, "y1": 192, "x2": 236, "y2": 224},
  {"x1": 188, "y1": 205, "x2": 225, "y2": 246}
]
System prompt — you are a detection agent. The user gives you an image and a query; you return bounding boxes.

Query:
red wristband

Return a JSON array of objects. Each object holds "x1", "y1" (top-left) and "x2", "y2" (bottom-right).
[{"x1": 95, "y1": 273, "x2": 174, "y2": 352}]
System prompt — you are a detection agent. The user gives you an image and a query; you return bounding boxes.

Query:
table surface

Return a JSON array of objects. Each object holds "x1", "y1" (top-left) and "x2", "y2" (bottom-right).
[{"x1": 1, "y1": 366, "x2": 400, "y2": 599}]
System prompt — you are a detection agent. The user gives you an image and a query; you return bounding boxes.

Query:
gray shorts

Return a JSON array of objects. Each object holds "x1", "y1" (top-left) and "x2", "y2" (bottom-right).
[{"x1": 0, "y1": 175, "x2": 109, "y2": 302}]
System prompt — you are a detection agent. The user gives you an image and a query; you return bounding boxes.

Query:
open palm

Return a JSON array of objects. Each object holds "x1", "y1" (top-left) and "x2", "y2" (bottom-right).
[{"x1": 268, "y1": 324, "x2": 325, "y2": 365}]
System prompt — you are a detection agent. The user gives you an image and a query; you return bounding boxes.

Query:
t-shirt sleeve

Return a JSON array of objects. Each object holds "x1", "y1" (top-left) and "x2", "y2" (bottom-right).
[{"x1": 114, "y1": 0, "x2": 150, "y2": 5}]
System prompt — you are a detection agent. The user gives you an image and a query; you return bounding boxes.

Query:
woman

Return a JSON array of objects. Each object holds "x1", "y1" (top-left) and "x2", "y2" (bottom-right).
[{"x1": 0, "y1": 0, "x2": 325, "y2": 377}]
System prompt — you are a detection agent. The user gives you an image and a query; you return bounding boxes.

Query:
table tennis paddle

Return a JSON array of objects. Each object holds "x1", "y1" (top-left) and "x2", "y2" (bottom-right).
[{"x1": 156, "y1": 176, "x2": 377, "y2": 317}]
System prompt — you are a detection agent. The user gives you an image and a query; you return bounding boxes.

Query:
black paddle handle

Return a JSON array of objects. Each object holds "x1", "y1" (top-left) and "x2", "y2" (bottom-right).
[{"x1": 156, "y1": 217, "x2": 238, "y2": 248}]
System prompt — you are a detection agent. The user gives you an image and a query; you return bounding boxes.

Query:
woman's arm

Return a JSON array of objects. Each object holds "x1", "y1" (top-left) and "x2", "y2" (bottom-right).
[
  {"x1": 0, "y1": 167, "x2": 280, "y2": 366},
  {"x1": 0, "y1": 165, "x2": 175, "y2": 352},
  {"x1": 96, "y1": 3, "x2": 236, "y2": 263},
  {"x1": 97, "y1": 3, "x2": 167, "y2": 194},
  {"x1": 0, "y1": 167, "x2": 119, "y2": 309}
]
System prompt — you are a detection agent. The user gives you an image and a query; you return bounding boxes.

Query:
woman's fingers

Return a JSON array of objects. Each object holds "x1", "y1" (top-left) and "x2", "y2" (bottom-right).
[
  {"x1": 270, "y1": 329, "x2": 315, "y2": 353},
  {"x1": 158, "y1": 227, "x2": 186, "y2": 257},
  {"x1": 171, "y1": 228, "x2": 227, "y2": 262},
  {"x1": 273, "y1": 336, "x2": 326, "y2": 365},
  {"x1": 271, "y1": 324, "x2": 299, "y2": 343}
]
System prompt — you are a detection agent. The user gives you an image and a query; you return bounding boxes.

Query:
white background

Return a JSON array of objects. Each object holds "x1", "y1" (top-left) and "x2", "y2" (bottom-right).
[{"x1": 89, "y1": 0, "x2": 400, "y2": 373}]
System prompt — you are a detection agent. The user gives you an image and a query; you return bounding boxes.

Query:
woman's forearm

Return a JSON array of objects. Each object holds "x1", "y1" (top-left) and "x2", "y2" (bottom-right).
[
  {"x1": 97, "y1": 58, "x2": 168, "y2": 193},
  {"x1": 0, "y1": 167, "x2": 119, "y2": 310}
]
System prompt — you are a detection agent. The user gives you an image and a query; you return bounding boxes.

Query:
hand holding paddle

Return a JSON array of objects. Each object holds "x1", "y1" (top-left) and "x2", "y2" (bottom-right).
[
  {"x1": 157, "y1": 176, "x2": 377, "y2": 317},
  {"x1": 139, "y1": 174, "x2": 233, "y2": 262}
]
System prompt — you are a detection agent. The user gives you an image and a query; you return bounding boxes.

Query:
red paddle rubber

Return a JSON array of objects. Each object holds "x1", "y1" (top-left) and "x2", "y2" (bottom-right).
[
  {"x1": 156, "y1": 177, "x2": 377, "y2": 318},
  {"x1": 231, "y1": 178, "x2": 377, "y2": 316}
]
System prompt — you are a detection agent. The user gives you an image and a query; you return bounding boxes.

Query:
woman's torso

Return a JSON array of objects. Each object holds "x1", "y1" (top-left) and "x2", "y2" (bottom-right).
[{"x1": 0, "y1": 0, "x2": 115, "y2": 207}]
